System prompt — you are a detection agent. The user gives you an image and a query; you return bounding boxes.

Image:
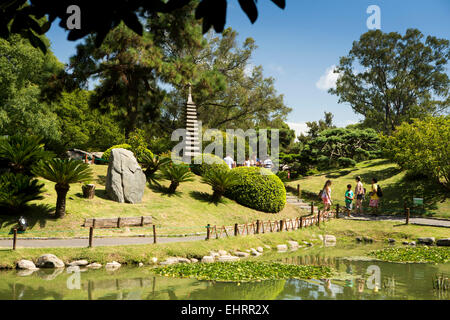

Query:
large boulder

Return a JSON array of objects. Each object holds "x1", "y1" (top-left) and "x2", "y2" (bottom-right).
[
  {"x1": 436, "y1": 238, "x2": 450, "y2": 247},
  {"x1": 105, "y1": 148, "x2": 146, "y2": 203},
  {"x1": 36, "y1": 254, "x2": 65, "y2": 268},
  {"x1": 16, "y1": 259, "x2": 38, "y2": 270}
]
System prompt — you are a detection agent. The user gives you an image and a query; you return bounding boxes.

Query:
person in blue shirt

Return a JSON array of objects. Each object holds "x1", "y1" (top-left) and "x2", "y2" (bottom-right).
[{"x1": 345, "y1": 184, "x2": 354, "y2": 216}]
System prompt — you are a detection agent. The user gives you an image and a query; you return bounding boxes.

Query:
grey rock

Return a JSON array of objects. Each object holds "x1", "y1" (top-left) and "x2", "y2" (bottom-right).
[
  {"x1": 409, "y1": 241, "x2": 416, "y2": 246},
  {"x1": 418, "y1": 237, "x2": 435, "y2": 245},
  {"x1": 16, "y1": 259, "x2": 37, "y2": 270},
  {"x1": 36, "y1": 254, "x2": 65, "y2": 268},
  {"x1": 256, "y1": 246, "x2": 264, "y2": 253},
  {"x1": 436, "y1": 238, "x2": 450, "y2": 246},
  {"x1": 264, "y1": 245, "x2": 271, "y2": 250},
  {"x1": 177, "y1": 258, "x2": 191, "y2": 264},
  {"x1": 68, "y1": 260, "x2": 89, "y2": 267},
  {"x1": 356, "y1": 236, "x2": 363, "y2": 242},
  {"x1": 218, "y1": 250, "x2": 228, "y2": 256},
  {"x1": 190, "y1": 258, "x2": 199, "y2": 263},
  {"x1": 287, "y1": 241, "x2": 299, "y2": 249},
  {"x1": 363, "y1": 237, "x2": 373, "y2": 243},
  {"x1": 277, "y1": 244, "x2": 288, "y2": 252},
  {"x1": 402, "y1": 241, "x2": 409, "y2": 245},
  {"x1": 209, "y1": 251, "x2": 220, "y2": 258},
  {"x1": 105, "y1": 261, "x2": 121, "y2": 270},
  {"x1": 201, "y1": 256, "x2": 215, "y2": 263},
  {"x1": 87, "y1": 263, "x2": 102, "y2": 269},
  {"x1": 66, "y1": 266, "x2": 80, "y2": 273},
  {"x1": 105, "y1": 148, "x2": 146, "y2": 203},
  {"x1": 324, "y1": 235, "x2": 337, "y2": 243},
  {"x1": 234, "y1": 251, "x2": 250, "y2": 258},
  {"x1": 138, "y1": 262, "x2": 144, "y2": 267},
  {"x1": 218, "y1": 255, "x2": 240, "y2": 262},
  {"x1": 159, "y1": 257, "x2": 179, "y2": 266},
  {"x1": 388, "y1": 238, "x2": 396, "y2": 243}
]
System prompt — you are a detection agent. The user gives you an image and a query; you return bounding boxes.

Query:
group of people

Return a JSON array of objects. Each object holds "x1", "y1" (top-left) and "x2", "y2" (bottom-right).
[
  {"x1": 320, "y1": 176, "x2": 382, "y2": 216},
  {"x1": 223, "y1": 154, "x2": 273, "y2": 170}
]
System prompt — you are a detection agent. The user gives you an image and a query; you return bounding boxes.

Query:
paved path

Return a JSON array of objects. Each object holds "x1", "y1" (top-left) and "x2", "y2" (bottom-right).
[
  {"x1": 287, "y1": 195, "x2": 450, "y2": 228},
  {"x1": 0, "y1": 235, "x2": 205, "y2": 249}
]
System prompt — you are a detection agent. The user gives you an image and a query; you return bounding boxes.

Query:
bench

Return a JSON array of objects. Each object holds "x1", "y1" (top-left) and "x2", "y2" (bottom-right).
[
  {"x1": 83, "y1": 216, "x2": 152, "y2": 229},
  {"x1": 83, "y1": 216, "x2": 155, "y2": 247}
]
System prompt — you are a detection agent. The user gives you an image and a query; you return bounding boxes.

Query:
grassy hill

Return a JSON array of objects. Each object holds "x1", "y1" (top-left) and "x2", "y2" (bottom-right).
[
  {"x1": 287, "y1": 159, "x2": 450, "y2": 219},
  {"x1": 0, "y1": 165, "x2": 303, "y2": 238}
]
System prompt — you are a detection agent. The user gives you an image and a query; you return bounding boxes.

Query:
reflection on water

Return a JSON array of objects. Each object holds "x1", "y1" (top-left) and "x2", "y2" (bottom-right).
[{"x1": 0, "y1": 248, "x2": 448, "y2": 300}]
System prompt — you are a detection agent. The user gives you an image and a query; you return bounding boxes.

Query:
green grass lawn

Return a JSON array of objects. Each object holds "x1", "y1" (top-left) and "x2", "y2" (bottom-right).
[
  {"x1": 0, "y1": 165, "x2": 302, "y2": 238},
  {"x1": 287, "y1": 159, "x2": 450, "y2": 219}
]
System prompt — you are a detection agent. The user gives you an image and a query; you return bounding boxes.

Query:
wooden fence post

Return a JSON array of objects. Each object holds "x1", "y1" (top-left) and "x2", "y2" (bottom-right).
[
  {"x1": 311, "y1": 202, "x2": 314, "y2": 215},
  {"x1": 300, "y1": 217, "x2": 304, "y2": 228},
  {"x1": 140, "y1": 216, "x2": 144, "y2": 227},
  {"x1": 256, "y1": 220, "x2": 260, "y2": 234},
  {"x1": 13, "y1": 228, "x2": 17, "y2": 250},
  {"x1": 406, "y1": 208, "x2": 410, "y2": 225},
  {"x1": 206, "y1": 224, "x2": 211, "y2": 240},
  {"x1": 279, "y1": 220, "x2": 284, "y2": 232},
  {"x1": 336, "y1": 204, "x2": 340, "y2": 218},
  {"x1": 117, "y1": 217, "x2": 121, "y2": 228},
  {"x1": 88, "y1": 227, "x2": 94, "y2": 248},
  {"x1": 317, "y1": 210, "x2": 321, "y2": 227},
  {"x1": 234, "y1": 223, "x2": 238, "y2": 236},
  {"x1": 153, "y1": 225, "x2": 157, "y2": 244}
]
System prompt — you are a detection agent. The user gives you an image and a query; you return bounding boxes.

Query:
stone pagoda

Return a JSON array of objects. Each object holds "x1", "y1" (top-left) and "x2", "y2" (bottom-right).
[{"x1": 183, "y1": 84, "x2": 200, "y2": 161}]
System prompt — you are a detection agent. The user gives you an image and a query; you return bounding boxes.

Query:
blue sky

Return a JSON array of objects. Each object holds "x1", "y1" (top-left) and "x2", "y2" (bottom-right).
[{"x1": 46, "y1": 0, "x2": 450, "y2": 137}]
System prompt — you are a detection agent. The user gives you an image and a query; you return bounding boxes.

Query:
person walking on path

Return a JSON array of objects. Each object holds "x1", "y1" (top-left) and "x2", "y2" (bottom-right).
[
  {"x1": 355, "y1": 176, "x2": 365, "y2": 215},
  {"x1": 224, "y1": 154, "x2": 235, "y2": 169},
  {"x1": 369, "y1": 178, "x2": 379, "y2": 215},
  {"x1": 345, "y1": 184, "x2": 354, "y2": 216},
  {"x1": 321, "y1": 180, "x2": 332, "y2": 213}
]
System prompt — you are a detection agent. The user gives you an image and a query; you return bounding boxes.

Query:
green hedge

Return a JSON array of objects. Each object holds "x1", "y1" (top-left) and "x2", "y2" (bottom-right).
[
  {"x1": 103, "y1": 144, "x2": 153, "y2": 162},
  {"x1": 226, "y1": 167, "x2": 286, "y2": 213},
  {"x1": 191, "y1": 153, "x2": 229, "y2": 176}
]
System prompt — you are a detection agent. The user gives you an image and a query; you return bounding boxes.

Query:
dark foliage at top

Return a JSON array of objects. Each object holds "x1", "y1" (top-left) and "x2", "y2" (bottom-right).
[{"x1": 0, "y1": 0, "x2": 285, "y2": 53}]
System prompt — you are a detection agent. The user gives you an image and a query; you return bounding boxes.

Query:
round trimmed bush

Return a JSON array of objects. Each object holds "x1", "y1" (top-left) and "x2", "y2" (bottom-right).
[
  {"x1": 191, "y1": 153, "x2": 229, "y2": 176},
  {"x1": 103, "y1": 144, "x2": 153, "y2": 162},
  {"x1": 227, "y1": 167, "x2": 286, "y2": 213}
]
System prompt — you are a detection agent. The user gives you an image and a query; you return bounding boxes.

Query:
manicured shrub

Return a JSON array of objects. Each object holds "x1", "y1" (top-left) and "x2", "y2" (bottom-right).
[
  {"x1": 226, "y1": 167, "x2": 286, "y2": 213},
  {"x1": 0, "y1": 173, "x2": 44, "y2": 214},
  {"x1": 337, "y1": 157, "x2": 356, "y2": 168},
  {"x1": 191, "y1": 153, "x2": 229, "y2": 176},
  {"x1": 103, "y1": 144, "x2": 153, "y2": 162}
]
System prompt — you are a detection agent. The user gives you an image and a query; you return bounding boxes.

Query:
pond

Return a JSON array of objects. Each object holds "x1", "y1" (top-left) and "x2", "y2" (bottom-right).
[{"x1": 0, "y1": 244, "x2": 448, "y2": 300}]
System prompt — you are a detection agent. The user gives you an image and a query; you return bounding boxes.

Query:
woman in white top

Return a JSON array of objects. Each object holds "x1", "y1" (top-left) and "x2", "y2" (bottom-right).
[{"x1": 244, "y1": 157, "x2": 251, "y2": 167}]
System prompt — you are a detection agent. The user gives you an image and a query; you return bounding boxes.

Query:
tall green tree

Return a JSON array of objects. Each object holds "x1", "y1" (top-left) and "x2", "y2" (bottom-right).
[
  {"x1": 330, "y1": 29, "x2": 450, "y2": 134},
  {"x1": 65, "y1": 4, "x2": 204, "y2": 137}
]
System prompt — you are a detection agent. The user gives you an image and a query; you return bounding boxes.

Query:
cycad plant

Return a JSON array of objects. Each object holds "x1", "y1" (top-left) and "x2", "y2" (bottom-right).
[
  {"x1": 202, "y1": 169, "x2": 240, "y2": 202},
  {"x1": 32, "y1": 159, "x2": 93, "y2": 218},
  {"x1": 160, "y1": 163, "x2": 195, "y2": 193},
  {"x1": 0, "y1": 135, "x2": 53, "y2": 175},
  {"x1": 140, "y1": 152, "x2": 171, "y2": 185},
  {"x1": 0, "y1": 173, "x2": 44, "y2": 214}
]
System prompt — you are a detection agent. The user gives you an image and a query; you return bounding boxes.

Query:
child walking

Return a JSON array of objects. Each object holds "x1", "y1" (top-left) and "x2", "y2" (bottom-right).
[
  {"x1": 345, "y1": 184, "x2": 354, "y2": 216},
  {"x1": 321, "y1": 180, "x2": 332, "y2": 213}
]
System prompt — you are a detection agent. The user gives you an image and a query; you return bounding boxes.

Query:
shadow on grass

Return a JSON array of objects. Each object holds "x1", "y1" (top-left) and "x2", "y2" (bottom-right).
[
  {"x1": 94, "y1": 189, "x2": 111, "y2": 200},
  {"x1": 359, "y1": 166, "x2": 403, "y2": 183},
  {"x1": 189, "y1": 191, "x2": 224, "y2": 206},
  {"x1": 0, "y1": 204, "x2": 56, "y2": 232},
  {"x1": 325, "y1": 169, "x2": 357, "y2": 179},
  {"x1": 148, "y1": 183, "x2": 181, "y2": 197}
]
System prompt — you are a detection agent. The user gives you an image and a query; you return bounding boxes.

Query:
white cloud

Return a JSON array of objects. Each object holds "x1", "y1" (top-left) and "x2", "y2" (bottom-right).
[
  {"x1": 316, "y1": 65, "x2": 340, "y2": 91},
  {"x1": 286, "y1": 122, "x2": 309, "y2": 140}
]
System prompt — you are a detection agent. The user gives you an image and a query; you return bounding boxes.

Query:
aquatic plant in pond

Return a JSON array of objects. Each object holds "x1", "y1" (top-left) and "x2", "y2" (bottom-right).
[
  {"x1": 370, "y1": 247, "x2": 450, "y2": 264},
  {"x1": 152, "y1": 261, "x2": 333, "y2": 282}
]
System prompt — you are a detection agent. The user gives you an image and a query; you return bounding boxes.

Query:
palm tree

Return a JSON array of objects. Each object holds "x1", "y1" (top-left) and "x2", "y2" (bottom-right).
[
  {"x1": 201, "y1": 169, "x2": 240, "y2": 202},
  {"x1": 0, "y1": 135, "x2": 53, "y2": 175},
  {"x1": 32, "y1": 159, "x2": 93, "y2": 218},
  {"x1": 0, "y1": 173, "x2": 44, "y2": 214},
  {"x1": 140, "y1": 152, "x2": 171, "y2": 185},
  {"x1": 160, "y1": 164, "x2": 195, "y2": 193}
]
